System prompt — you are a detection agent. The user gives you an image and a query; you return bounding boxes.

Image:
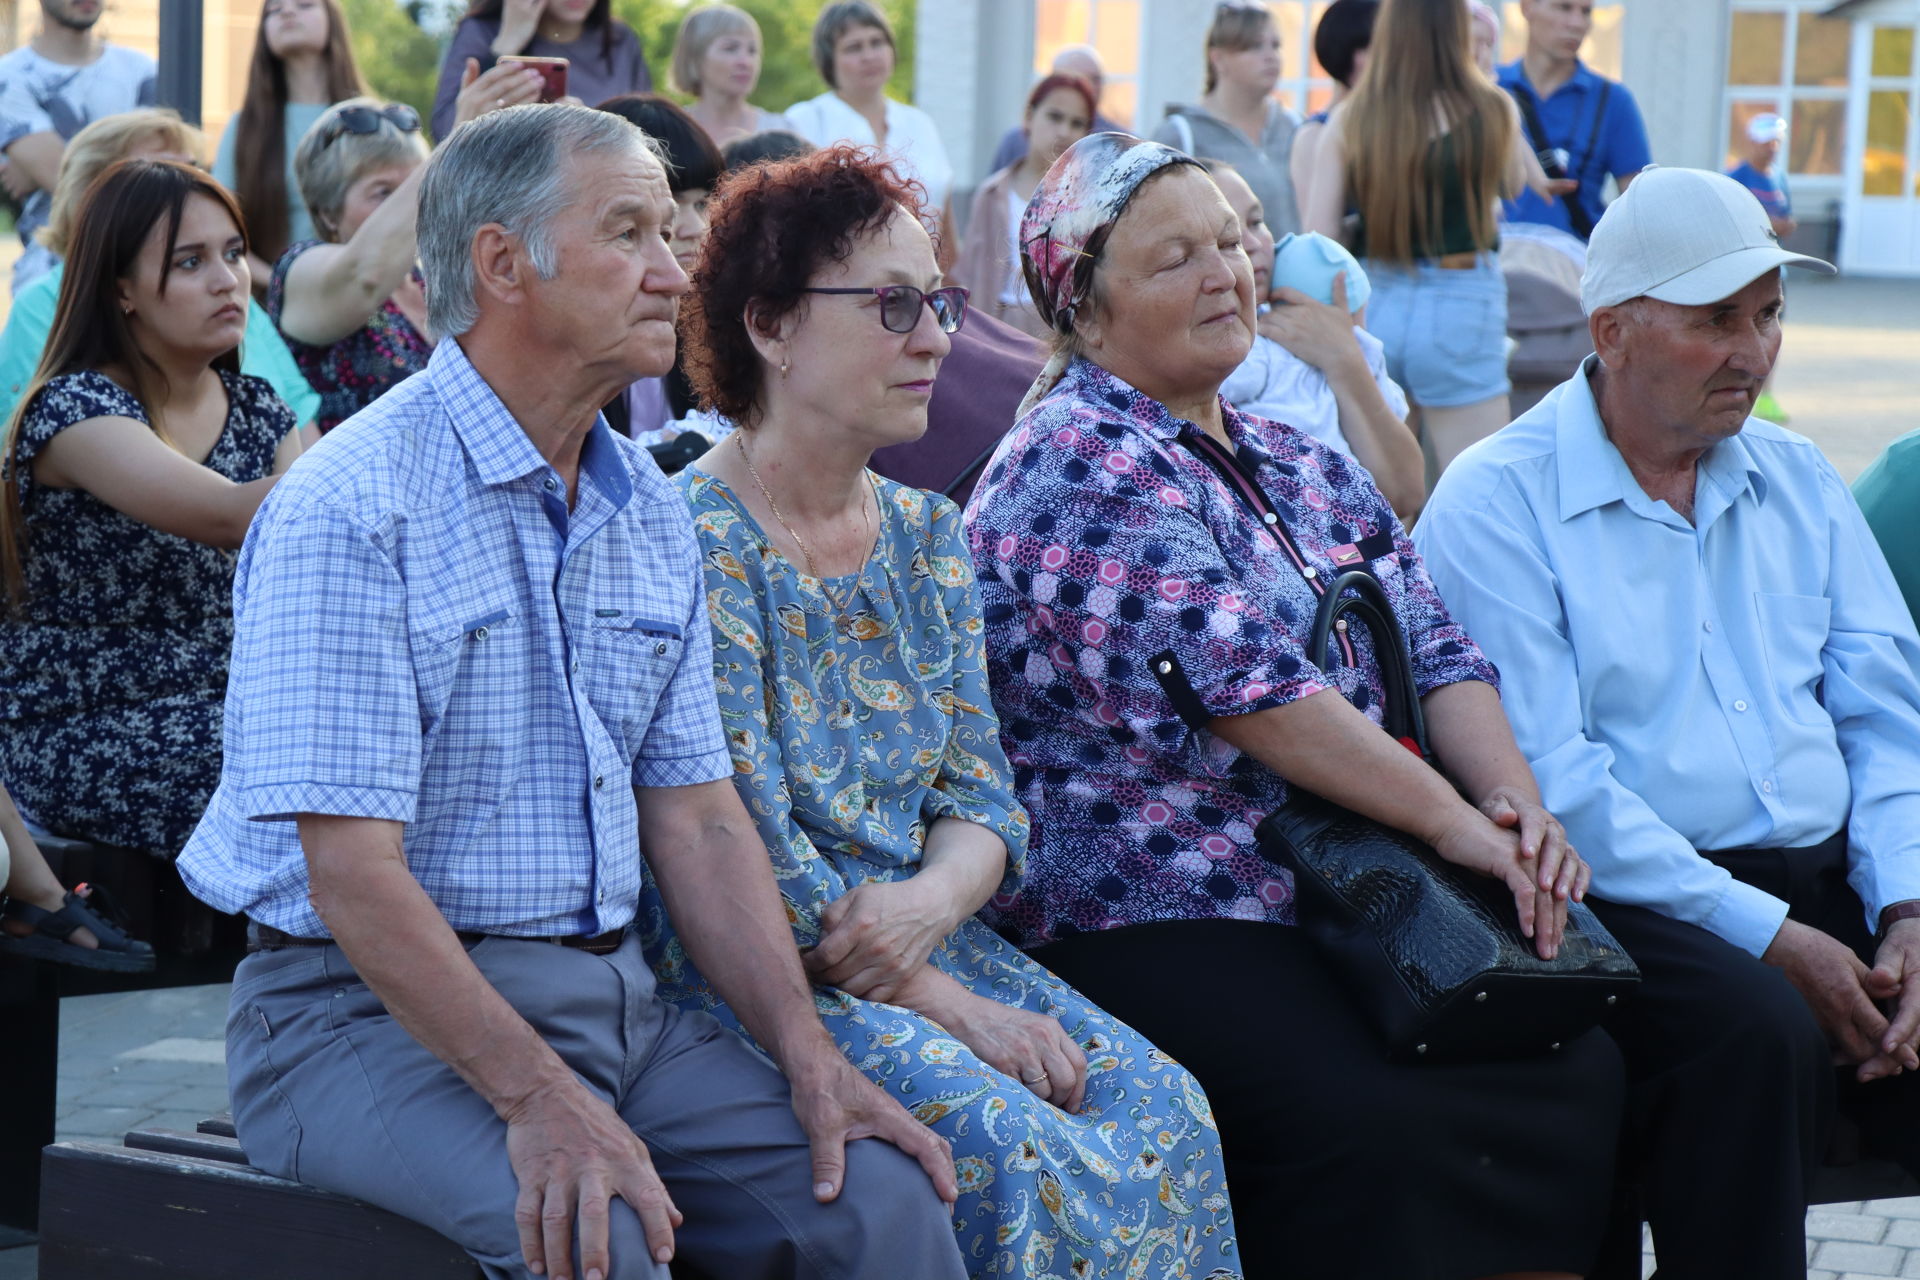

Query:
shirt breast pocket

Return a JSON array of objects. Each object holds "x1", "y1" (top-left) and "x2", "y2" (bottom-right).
[
  {"x1": 578, "y1": 616, "x2": 686, "y2": 759},
  {"x1": 1754, "y1": 591, "x2": 1832, "y2": 726}
]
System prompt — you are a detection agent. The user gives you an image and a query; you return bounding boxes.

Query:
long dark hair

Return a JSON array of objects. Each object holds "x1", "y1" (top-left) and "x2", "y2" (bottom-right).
[
  {"x1": 231, "y1": 0, "x2": 368, "y2": 262},
  {"x1": 1, "y1": 160, "x2": 248, "y2": 605},
  {"x1": 464, "y1": 0, "x2": 616, "y2": 64}
]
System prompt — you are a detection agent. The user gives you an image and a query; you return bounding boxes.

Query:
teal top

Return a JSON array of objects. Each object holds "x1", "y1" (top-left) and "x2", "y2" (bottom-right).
[
  {"x1": 0, "y1": 262, "x2": 321, "y2": 434},
  {"x1": 1856, "y1": 428, "x2": 1920, "y2": 629},
  {"x1": 214, "y1": 102, "x2": 330, "y2": 253}
]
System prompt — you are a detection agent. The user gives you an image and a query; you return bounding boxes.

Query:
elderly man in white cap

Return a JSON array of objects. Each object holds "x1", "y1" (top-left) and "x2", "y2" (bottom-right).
[{"x1": 1415, "y1": 166, "x2": 1920, "y2": 1279}]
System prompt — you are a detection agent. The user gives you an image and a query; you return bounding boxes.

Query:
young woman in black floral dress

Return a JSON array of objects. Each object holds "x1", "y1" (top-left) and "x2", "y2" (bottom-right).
[{"x1": 0, "y1": 159, "x2": 304, "y2": 861}]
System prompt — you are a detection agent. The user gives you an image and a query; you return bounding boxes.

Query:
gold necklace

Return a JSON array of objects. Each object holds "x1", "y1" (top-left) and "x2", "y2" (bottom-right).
[{"x1": 735, "y1": 432, "x2": 872, "y2": 632}]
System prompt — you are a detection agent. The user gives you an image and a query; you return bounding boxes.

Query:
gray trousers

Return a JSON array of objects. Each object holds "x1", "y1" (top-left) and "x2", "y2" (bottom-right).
[{"x1": 224, "y1": 931, "x2": 966, "y2": 1280}]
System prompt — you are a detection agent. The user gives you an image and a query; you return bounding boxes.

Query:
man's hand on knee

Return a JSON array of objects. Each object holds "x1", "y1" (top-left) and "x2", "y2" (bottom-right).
[
  {"x1": 1764, "y1": 919, "x2": 1892, "y2": 1069},
  {"x1": 505, "y1": 1078, "x2": 682, "y2": 1280},
  {"x1": 785, "y1": 1042, "x2": 958, "y2": 1207},
  {"x1": 1863, "y1": 918, "x2": 1920, "y2": 1082}
]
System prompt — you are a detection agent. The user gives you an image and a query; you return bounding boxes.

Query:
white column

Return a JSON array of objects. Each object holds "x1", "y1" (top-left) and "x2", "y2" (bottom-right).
[
  {"x1": 1138, "y1": 0, "x2": 1213, "y2": 139},
  {"x1": 915, "y1": 0, "x2": 1035, "y2": 192},
  {"x1": 1619, "y1": 0, "x2": 1728, "y2": 171}
]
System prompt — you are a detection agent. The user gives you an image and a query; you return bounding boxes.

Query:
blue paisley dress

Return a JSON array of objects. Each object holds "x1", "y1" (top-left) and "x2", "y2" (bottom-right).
[
  {"x1": 0, "y1": 370, "x2": 290, "y2": 855},
  {"x1": 640, "y1": 470, "x2": 1241, "y2": 1279}
]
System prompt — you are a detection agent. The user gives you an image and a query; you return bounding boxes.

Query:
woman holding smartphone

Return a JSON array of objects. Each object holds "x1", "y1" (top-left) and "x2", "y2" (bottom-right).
[{"x1": 429, "y1": 0, "x2": 650, "y2": 140}]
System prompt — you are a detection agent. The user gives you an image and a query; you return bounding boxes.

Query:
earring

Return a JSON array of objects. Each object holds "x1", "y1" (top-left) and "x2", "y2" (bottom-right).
[{"x1": 779, "y1": 358, "x2": 790, "y2": 377}]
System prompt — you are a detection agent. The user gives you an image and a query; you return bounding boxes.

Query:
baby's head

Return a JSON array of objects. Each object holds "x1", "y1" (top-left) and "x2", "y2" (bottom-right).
[{"x1": 1271, "y1": 231, "x2": 1371, "y2": 322}]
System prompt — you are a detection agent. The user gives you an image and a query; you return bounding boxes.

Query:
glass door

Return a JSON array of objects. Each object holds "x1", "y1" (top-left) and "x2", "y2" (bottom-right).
[{"x1": 1843, "y1": 21, "x2": 1920, "y2": 274}]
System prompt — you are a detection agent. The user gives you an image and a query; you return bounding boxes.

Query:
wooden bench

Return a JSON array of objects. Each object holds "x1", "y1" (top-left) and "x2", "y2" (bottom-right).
[
  {"x1": 1, "y1": 833, "x2": 246, "y2": 1241},
  {"x1": 39, "y1": 1116, "x2": 717, "y2": 1279}
]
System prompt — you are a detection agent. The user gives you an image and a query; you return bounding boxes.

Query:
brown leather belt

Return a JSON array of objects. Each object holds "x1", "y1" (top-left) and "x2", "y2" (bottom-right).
[
  {"x1": 246, "y1": 921, "x2": 627, "y2": 956},
  {"x1": 1433, "y1": 251, "x2": 1481, "y2": 270}
]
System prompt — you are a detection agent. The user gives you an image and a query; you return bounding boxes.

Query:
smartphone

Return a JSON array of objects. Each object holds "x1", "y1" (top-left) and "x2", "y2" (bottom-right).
[{"x1": 499, "y1": 55, "x2": 568, "y2": 104}]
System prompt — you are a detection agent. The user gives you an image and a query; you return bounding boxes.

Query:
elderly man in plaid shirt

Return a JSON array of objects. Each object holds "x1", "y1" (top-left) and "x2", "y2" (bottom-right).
[{"x1": 179, "y1": 105, "x2": 965, "y2": 1280}]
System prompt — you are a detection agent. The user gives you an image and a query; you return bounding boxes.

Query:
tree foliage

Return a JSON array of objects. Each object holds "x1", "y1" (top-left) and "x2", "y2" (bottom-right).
[
  {"x1": 343, "y1": 0, "x2": 449, "y2": 134},
  {"x1": 347, "y1": 0, "x2": 917, "y2": 137}
]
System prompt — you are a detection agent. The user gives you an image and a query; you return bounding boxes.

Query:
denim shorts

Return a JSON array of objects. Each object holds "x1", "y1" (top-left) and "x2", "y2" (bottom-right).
[{"x1": 1361, "y1": 254, "x2": 1511, "y2": 407}]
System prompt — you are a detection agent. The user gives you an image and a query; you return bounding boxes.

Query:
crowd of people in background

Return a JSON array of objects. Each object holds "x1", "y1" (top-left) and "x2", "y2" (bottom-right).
[{"x1": 2, "y1": 0, "x2": 1918, "y2": 1277}]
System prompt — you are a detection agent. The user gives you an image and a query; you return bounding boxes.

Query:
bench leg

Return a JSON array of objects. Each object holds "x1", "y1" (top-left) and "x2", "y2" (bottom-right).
[{"x1": 0, "y1": 957, "x2": 59, "y2": 1240}]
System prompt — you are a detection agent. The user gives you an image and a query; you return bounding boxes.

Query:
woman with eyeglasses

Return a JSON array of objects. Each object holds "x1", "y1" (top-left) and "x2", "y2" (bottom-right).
[
  {"x1": 214, "y1": 0, "x2": 369, "y2": 287},
  {"x1": 271, "y1": 83, "x2": 523, "y2": 433},
  {"x1": 639, "y1": 147, "x2": 1241, "y2": 1278},
  {"x1": 0, "y1": 159, "x2": 305, "y2": 867}
]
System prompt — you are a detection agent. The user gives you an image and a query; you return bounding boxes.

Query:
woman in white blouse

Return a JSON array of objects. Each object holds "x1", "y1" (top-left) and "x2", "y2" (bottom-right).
[{"x1": 784, "y1": 1, "x2": 954, "y2": 258}]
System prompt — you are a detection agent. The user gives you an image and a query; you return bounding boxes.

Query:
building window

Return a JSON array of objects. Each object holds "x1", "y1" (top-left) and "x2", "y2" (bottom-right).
[
  {"x1": 1034, "y1": 0, "x2": 1143, "y2": 129},
  {"x1": 1722, "y1": 2, "x2": 1849, "y2": 178}
]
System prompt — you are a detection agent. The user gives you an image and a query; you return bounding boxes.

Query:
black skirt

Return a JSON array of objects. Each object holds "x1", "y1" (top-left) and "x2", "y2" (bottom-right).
[{"x1": 1031, "y1": 918, "x2": 1624, "y2": 1280}]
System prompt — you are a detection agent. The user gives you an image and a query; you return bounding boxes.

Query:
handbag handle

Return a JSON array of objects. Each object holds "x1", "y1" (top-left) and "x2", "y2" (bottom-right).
[{"x1": 1308, "y1": 570, "x2": 1431, "y2": 759}]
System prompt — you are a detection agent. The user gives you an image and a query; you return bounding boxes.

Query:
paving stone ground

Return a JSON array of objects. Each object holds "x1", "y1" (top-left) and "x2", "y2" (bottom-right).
[{"x1": 2, "y1": 275, "x2": 1916, "y2": 1277}]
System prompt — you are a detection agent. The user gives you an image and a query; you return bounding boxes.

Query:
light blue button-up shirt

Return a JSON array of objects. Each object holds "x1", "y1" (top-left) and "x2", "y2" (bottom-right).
[
  {"x1": 179, "y1": 340, "x2": 732, "y2": 938},
  {"x1": 1415, "y1": 360, "x2": 1920, "y2": 957}
]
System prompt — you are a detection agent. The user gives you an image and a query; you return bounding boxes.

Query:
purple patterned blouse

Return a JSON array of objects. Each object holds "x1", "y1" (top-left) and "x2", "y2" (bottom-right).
[
  {"x1": 268, "y1": 241, "x2": 431, "y2": 434},
  {"x1": 962, "y1": 356, "x2": 1499, "y2": 947}
]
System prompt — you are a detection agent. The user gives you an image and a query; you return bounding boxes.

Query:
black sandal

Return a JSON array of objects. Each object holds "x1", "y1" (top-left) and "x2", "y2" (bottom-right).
[{"x1": 0, "y1": 883, "x2": 155, "y2": 972}]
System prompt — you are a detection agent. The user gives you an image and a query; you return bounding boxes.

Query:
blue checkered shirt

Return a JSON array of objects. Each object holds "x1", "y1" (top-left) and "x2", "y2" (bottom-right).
[{"x1": 178, "y1": 340, "x2": 731, "y2": 937}]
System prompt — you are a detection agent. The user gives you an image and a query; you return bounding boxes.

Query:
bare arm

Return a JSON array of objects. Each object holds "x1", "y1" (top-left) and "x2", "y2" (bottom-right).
[
  {"x1": 803, "y1": 816, "x2": 1007, "y2": 1000},
  {"x1": 1210, "y1": 683, "x2": 1582, "y2": 955},
  {"x1": 637, "y1": 779, "x2": 958, "y2": 1202},
  {"x1": 274, "y1": 164, "x2": 427, "y2": 348},
  {"x1": 300, "y1": 815, "x2": 681, "y2": 1280},
  {"x1": 1301, "y1": 110, "x2": 1350, "y2": 239},
  {"x1": 1260, "y1": 278, "x2": 1424, "y2": 519},
  {"x1": 3, "y1": 131, "x2": 64, "y2": 197},
  {"x1": 280, "y1": 60, "x2": 541, "y2": 347},
  {"x1": 34, "y1": 416, "x2": 279, "y2": 548}
]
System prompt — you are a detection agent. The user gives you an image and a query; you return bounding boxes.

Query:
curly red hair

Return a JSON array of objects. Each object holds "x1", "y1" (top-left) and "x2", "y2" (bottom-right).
[{"x1": 681, "y1": 146, "x2": 926, "y2": 429}]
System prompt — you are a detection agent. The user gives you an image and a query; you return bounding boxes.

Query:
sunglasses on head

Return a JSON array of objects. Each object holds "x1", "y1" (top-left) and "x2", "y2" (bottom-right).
[
  {"x1": 317, "y1": 104, "x2": 422, "y2": 151},
  {"x1": 800, "y1": 284, "x2": 970, "y2": 335}
]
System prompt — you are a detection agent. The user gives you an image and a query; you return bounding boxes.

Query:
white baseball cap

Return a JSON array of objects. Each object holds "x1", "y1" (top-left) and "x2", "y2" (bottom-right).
[
  {"x1": 1746, "y1": 112, "x2": 1788, "y2": 144},
  {"x1": 1580, "y1": 166, "x2": 1833, "y2": 314}
]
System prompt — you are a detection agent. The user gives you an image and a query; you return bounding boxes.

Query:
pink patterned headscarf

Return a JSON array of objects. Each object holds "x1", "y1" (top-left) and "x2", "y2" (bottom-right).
[{"x1": 1016, "y1": 132, "x2": 1197, "y2": 414}]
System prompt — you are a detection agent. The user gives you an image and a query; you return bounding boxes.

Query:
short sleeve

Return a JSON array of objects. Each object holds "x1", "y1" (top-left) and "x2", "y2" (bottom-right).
[
  {"x1": 12, "y1": 372, "x2": 143, "y2": 466},
  {"x1": 0, "y1": 271, "x2": 56, "y2": 426},
  {"x1": 226, "y1": 501, "x2": 422, "y2": 823},
  {"x1": 0, "y1": 64, "x2": 53, "y2": 148},
  {"x1": 915, "y1": 496, "x2": 1029, "y2": 892},
  {"x1": 241, "y1": 304, "x2": 321, "y2": 429},
  {"x1": 213, "y1": 118, "x2": 238, "y2": 192},
  {"x1": 630, "y1": 511, "x2": 733, "y2": 789},
  {"x1": 1603, "y1": 84, "x2": 1652, "y2": 180}
]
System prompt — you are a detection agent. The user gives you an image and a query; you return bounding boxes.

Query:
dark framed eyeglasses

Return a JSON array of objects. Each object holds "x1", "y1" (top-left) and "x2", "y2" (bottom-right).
[
  {"x1": 316, "y1": 104, "x2": 422, "y2": 151},
  {"x1": 800, "y1": 285, "x2": 970, "y2": 335}
]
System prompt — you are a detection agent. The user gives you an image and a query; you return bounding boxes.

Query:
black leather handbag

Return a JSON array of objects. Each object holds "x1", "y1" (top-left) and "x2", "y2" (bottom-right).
[{"x1": 1256, "y1": 570, "x2": 1640, "y2": 1063}]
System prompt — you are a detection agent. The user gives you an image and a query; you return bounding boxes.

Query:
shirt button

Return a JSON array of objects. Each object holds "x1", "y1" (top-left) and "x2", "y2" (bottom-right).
[
  {"x1": 654, "y1": 641, "x2": 668, "y2": 656},
  {"x1": 473, "y1": 626, "x2": 489, "y2": 641},
  {"x1": 1703, "y1": 620, "x2": 1714, "y2": 633},
  {"x1": 1262, "y1": 512, "x2": 1278, "y2": 525},
  {"x1": 593, "y1": 774, "x2": 605, "y2": 790},
  {"x1": 543, "y1": 477, "x2": 557, "y2": 492},
  {"x1": 570, "y1": 657, "x2": 580, "y2": 675},
  {"x1": 1302, "y1": 566, "x2": 1318, "y2": 580},
  {"x1": 1733, "y1": 699, "x2": 1748, "y2": 712},
  {"x1": 1762, "y1": 780, "x2": 1775, "y2": 794},
  {"x1": 1157, "y1": 660, "x2": 1173, "y2": 675}
]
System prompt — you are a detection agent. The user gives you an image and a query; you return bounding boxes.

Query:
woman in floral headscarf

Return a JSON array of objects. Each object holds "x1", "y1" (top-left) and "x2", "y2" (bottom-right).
[{"x1": 962, "y1": 132, "x2": 1623, "y2": 1278}]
